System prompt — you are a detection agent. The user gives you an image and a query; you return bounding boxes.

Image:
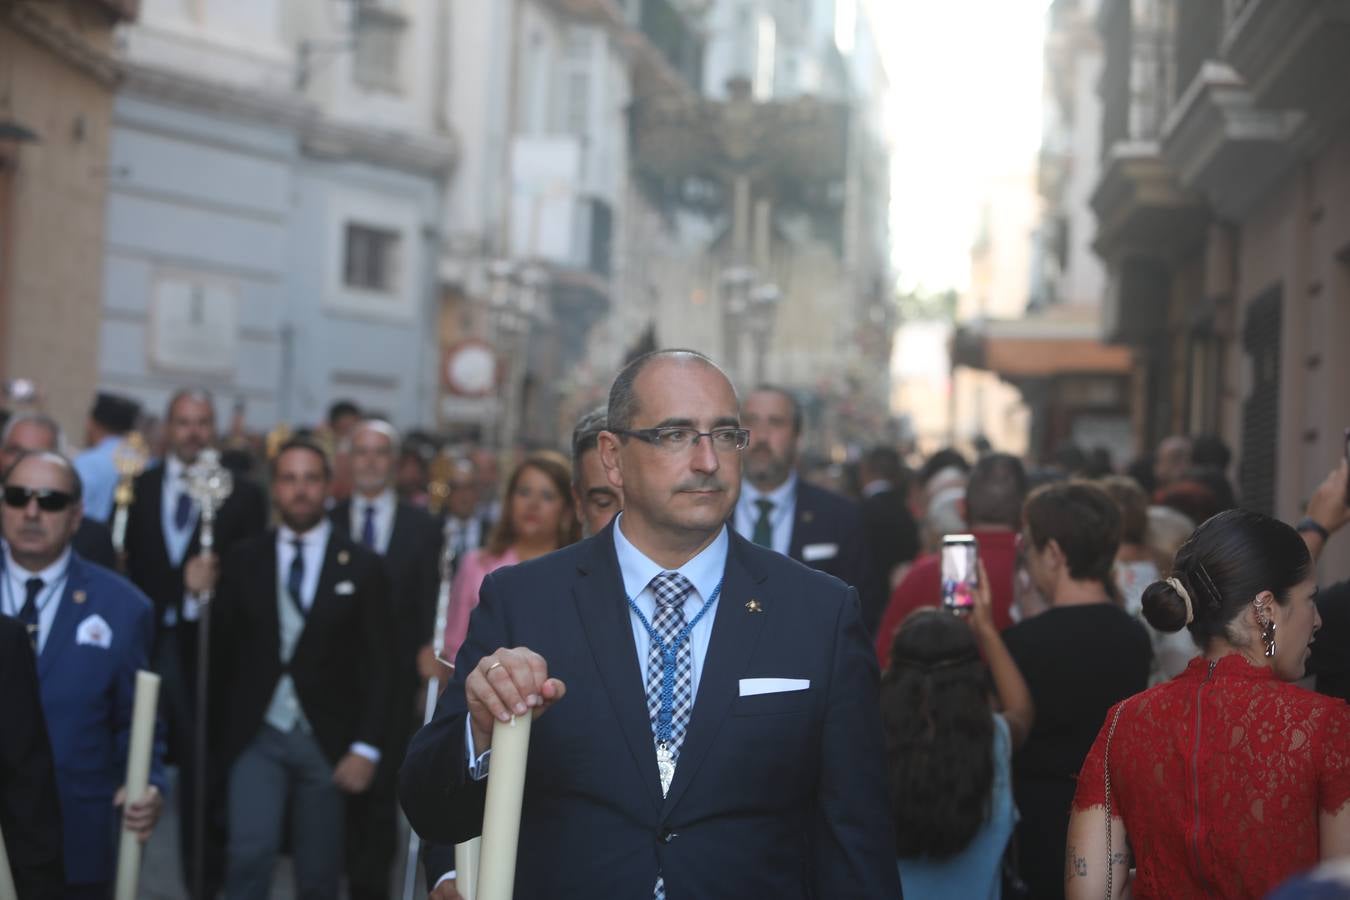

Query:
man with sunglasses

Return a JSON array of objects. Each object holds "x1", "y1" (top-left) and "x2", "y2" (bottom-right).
[
  {"x1": 0, "y1": 450, "x2": 166, "y2": 898},
  {"x1": 401, "y1": 349, "x2": 901, "y2": 899}
]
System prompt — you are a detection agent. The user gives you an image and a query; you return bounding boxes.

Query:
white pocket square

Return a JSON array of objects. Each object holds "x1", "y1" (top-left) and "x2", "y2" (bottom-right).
[
  {"x1": 335, "y1": 580, "x2": 356, "y2": 596},
  {"x1": 75, "y1": 614, "x2": 114, "y2": 649},
  {"x1": 739, "y1": 677, "x2": 810, "y2": 697},
  {"x1": 801, "y1": 543, "x2": 838, "y2": 562}
]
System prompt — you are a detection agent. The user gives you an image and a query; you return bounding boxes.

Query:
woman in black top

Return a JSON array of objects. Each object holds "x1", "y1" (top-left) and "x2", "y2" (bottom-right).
[{"x1": 1002, "y1": 481, "x2": 1152, "y2": 900}]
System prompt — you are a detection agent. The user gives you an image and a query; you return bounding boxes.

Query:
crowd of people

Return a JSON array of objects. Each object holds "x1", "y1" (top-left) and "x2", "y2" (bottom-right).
[{"x1": 2, "y1": 351, "x2": 1350, "y2": 899}]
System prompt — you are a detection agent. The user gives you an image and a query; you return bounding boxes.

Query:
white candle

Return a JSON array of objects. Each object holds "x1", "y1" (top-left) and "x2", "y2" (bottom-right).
[
  {"x1": 0, "y1": 822, "x2": 17, "y2": 900},
  {"x1": 455, "y1": 836, "x2": 481, "y2": 900},
  {"x1": 474, "y1": 715, "x2": 532, "y2": 900},
  {"x1": 114, "y1": 670, "x2": 161, "y2": 900}
]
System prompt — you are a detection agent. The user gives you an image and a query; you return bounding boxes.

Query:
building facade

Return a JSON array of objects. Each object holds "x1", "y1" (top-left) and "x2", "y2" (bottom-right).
[
  {"x1": 0, "y1": 0, "x2": 138, "y2": 438},
  {"x1": 97, "y1": 0, "x2": 455, "y2": 431},
  {"x1": 1092, "y1": 0, "x2": 1350, "y2": 579}
]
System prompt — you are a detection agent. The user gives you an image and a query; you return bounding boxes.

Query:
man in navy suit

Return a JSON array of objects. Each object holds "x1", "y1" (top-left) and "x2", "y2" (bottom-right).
[
  {"x1": 0, "y1": 450, "x2": 166, "y2": 898},
  {"x1": 400, "y1": 349, "x2": 901, "y2": 899},
  {"x1": 735, "y1": 386, "x2": 889, "y2": 632}
]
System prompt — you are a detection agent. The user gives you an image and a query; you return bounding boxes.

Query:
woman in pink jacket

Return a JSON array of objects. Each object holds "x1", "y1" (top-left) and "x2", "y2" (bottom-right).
[{"x1": 441, "y1": 451, "x2": 580, "y2": 665}]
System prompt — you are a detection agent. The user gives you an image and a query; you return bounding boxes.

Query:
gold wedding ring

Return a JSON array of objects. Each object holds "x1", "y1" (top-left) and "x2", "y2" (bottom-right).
[{"x1": 486, "y1": 661, "x2": 504, "y2": 674}]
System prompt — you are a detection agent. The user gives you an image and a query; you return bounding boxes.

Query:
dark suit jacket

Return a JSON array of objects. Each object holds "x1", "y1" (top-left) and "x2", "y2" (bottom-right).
[
  {"x1": 210, "y1": 529, "x2": 394, "y2": 766},
  {"x1": 330, "y1": 499, "x2": 442, "y2": 684},
  {"x1": 0, "y1": 614, "x2": 64, "y2": 897},
  {"x1": 858, "y1": 487, "x2": 920, "y2": 627},
  {"x1": 72, "y1": 518, "x2": 117, "y2": 571},
  {"x1": 785, "y1": 481, "x2": 888, "y2": 634},
  {"x1": 124, "y1": 463, "x2": 267, "y2": 652},
  {"x1": 7, "y1": 556, "x2": 168, "y2": 885},
  {"x1": 400, "y1": 523, "x2": 902, "y2": 899}
]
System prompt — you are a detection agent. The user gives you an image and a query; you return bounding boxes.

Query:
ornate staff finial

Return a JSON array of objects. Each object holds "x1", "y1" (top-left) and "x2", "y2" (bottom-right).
[{"x1": 110, "y1": 433, "x2": 149, "y2": 560}]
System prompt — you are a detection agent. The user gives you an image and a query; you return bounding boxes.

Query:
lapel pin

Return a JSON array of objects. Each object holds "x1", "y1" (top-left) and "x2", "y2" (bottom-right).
[
  {"x1": 338, "y1": 550, "x2": 350, "y2": 565},
  {"x1": 73, "y1": 589, "x2": 87, "y2": 604},
  {"x1": 801, "y1": 511, "x2": 814, "y2": 524},
  {"x1": 745, "y1": 599, "x2": 763, "y2": 613}
]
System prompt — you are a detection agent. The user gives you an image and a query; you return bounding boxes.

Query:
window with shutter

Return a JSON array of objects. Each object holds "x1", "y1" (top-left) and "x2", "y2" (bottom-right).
[{"x1": 1239, "y1": 288, "x2": 1281, "y2": 516}]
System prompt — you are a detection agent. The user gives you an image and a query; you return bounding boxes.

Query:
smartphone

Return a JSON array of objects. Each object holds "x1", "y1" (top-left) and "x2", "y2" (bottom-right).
[{"x1": 941, "y1": 534, "x2": 979, "y2": 614}]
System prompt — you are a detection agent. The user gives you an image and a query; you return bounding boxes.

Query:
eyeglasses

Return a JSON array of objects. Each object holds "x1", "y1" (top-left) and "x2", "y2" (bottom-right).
[
  {"x1": 613, "y1": 427, "x2": 751, "y2": 453},
  {"x1": 2, "y1": 485, "x2": 77, "y2": 512}
]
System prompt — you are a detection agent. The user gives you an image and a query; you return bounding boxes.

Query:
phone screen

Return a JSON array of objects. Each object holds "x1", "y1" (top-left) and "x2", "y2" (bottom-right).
[{"x1": 941, "y1": 535, "x2": 979, "y2": 613}]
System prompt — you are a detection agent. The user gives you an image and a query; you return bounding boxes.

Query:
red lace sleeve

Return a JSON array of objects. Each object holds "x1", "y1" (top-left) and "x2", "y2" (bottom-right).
[
  {"x1": 1317, "y1": 699, "x2": 1350, "y2": 815},
  {"x1": 1071, "y1": 703, "x2": 1118, "y2": 811}
]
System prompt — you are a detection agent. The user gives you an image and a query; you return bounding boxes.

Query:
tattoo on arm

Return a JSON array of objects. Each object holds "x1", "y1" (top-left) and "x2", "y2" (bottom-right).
[
  {"x1": 1066, "y1": 845, "x2": 1087, "y2": 879},
  {"x1": 1112, "y1": 851, "x2": 1129, "y2": 866}
]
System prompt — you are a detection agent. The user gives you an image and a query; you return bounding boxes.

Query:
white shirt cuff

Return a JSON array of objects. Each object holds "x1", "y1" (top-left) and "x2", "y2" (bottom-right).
[
  {"x1": 350, "y1": 742, "x2": 381, "y2": 764},
  {"x1": 182, "y1": 593, "x2": 201, "y2": 622},
  {"x1": 465, "y1": 717, "x2": 490, "y2": 781},
  {"x1": 434, "y1": 872, "x2": 456, "y2": 889}
]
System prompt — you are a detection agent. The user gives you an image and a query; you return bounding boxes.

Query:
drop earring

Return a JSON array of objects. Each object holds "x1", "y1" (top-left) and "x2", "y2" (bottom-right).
[{"x1": 1261, "y1": 616, "x2": 1276, "y2": 658}]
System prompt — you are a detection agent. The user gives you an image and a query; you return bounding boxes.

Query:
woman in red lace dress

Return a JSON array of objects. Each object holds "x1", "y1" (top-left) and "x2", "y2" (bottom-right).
[{"x1": 1066, "y1": 508, "x2": 1350, "y2": 899}]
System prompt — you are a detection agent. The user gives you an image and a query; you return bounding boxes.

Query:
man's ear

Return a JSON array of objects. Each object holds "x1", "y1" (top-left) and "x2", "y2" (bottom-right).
[{"x1": 597, "y1": 432, "x2": 624, "y2": 490}]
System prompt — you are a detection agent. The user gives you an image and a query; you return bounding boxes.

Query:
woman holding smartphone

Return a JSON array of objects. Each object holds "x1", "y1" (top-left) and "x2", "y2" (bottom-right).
[{"x1": 882, "y1": 561, "x2": 1034, "y2": 899}]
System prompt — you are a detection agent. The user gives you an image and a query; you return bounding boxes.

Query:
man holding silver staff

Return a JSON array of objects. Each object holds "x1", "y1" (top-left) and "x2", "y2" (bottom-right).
[
  {"x1": 400, "y1": 350, "x2": 902, "y2": 898},
  {"x1": 211, "y1": 437, "x2": 394, "y2": 899},
  {"x1": 0, "y1": 450, "x2": 167, "y2": 898},
  {"x1": 122, "y1": 388, "x2": 267, "y2": 898},
  {"x1": 330, "y1": 419, "x2": 442, "y2": 900}
]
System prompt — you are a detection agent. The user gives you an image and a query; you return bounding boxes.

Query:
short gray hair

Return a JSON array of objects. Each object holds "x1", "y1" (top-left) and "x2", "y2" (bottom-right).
[
  {"x1": 607, "y1": 349, "x2": 729, "y2": 432},
  {"x1": 345, "y1": 418, "x2": 402, "y2": 457},
  {"x1": 166, "y1": 387, "x2": 216, "y2": 421},
  {"x1": 0, "y1": 412, "x2": 65, "y2": 454},
  {"x1": 570, "y1": 406, "x2": 607, "y2": 483}
]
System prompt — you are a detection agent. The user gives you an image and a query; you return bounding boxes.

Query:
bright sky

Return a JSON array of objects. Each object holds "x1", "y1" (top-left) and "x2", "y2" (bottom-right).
[{"x1": 865, "y1": 0, "x2": 1050, "y2": 293}]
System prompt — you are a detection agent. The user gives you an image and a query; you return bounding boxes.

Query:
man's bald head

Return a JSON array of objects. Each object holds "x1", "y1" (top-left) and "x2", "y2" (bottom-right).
[{"x1": 607, "y1": 349, "x2": 735, "y2": 433}]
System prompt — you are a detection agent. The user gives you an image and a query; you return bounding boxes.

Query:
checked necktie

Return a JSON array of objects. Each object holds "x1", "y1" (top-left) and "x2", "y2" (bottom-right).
[{"x1": 646, "y1": 571, "x2": 695, "y2": 900}]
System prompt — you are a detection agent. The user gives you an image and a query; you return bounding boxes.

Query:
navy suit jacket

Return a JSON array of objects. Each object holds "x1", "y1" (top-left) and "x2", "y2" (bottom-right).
[
  {"x1": 6, "y1": 554, "x2": 168, "y2": 885},
  {"x1": 400, "y1": 523, "x2": 901, "y2": 899}
]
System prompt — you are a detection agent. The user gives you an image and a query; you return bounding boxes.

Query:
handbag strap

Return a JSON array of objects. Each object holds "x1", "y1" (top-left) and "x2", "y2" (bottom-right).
[{"x1": 1103, "y1": 701, "x2": 1126, "y2": 900}]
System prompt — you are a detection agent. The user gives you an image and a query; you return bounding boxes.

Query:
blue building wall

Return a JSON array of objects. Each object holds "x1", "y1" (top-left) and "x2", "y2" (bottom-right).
[{"x1": 98, "y1": 89, "x2": 443, "y2": 432}]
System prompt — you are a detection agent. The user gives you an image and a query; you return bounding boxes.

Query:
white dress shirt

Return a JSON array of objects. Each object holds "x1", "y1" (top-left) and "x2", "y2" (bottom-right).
[
  {"x1": 160, "y1": 454, "x2": 200, "y2": 568},
  {"x1": 443, "y1": 517, "x2": 731, "y2": 887},
  {"x1": 734, "y1": 471, "x2": 798, "y2": 556},
  {"x1": 349, "y1": 489, "x2": 396, "y2": 555},
  {"x1": 444, "y1": 514, "x2": 484, "y2": 560},
  {"x1": 464, "y1": 514, "x2": 729, "y2": 774},
  {"x1": 275, "y1": 520, "x2": 379, "y2": 764},
  {"x1": 1, "y1": 544, "x2": 72, "y2": 654}
]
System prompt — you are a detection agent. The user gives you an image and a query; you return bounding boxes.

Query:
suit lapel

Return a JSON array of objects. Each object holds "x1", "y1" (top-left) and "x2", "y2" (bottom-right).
[
  {"x1": 304, "y1": 532, "x2": 344, "y2": 627},
  {"x1": 255, "y1": 532, "x2": 282, "y2": 658},
  {"x1": 39, "y1": 557, "x2": 89, "y2": 679},
  {"x1": 387, "y1": 505, "x2": 412, "y2": 563},
  {"x1": 329, "y1": 502, "x2": 353, "y2": 543},
  {"x1": 142, "y1": 467, "x2": 174, "y2": 567},
  {"x1": 661, "y1": 533, "x2": 768, "y2": 813},
  {"x1": 787, "y1": 482, "x2": 819, "y2": 562},
  {"x1": 572, "y1": 526, "x2": 664, "y2": 811}
]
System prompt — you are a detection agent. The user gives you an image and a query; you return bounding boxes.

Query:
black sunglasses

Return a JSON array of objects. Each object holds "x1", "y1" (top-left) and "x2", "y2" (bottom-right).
[{"x1": 2, "y1": 485, "x2": 77, "y2": 512}]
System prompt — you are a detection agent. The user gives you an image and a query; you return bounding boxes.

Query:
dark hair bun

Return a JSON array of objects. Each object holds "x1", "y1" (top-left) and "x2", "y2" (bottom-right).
[{"x1": 1141, "y1": 580, "x2": 1190, "y2": 633}]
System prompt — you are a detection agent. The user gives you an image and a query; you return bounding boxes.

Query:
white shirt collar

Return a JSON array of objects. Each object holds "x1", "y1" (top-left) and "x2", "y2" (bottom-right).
[
  {"x1": 3, "y1": 544, "x2": 72, "y2": 584},
  {"x1": 861, "y1": 479, "x2": 892, "y2": 498},
  {"x1": 165, "y1": 453, "x2": 189, "y2": 484},
  {"x1": 279, "y1": 518, "x2": 332, "y2": 548},
  {"x1": 740, "y1": 470, "x2": 798, "y2": 509},
  {"x1": 354, "y1": 489, "x2": 396, "y2": 515},
  {"x1": 612, "y1": 513, "x2": 728, "y2": 604}
]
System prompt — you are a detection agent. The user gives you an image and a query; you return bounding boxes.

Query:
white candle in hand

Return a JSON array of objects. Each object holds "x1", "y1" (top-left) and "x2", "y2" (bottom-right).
[
  {"x1": 0, "y1": 821, "x2": 17, "y2": 900},
  {"x1": 455, "y1": 836, "x2": 482, "y2": 900},
  {"x1": 474, "y1": 715, "x2": 532, "y2": 900},
  {"x1": 114, "y1": 670, "x2": 161, "y2": 900}
]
